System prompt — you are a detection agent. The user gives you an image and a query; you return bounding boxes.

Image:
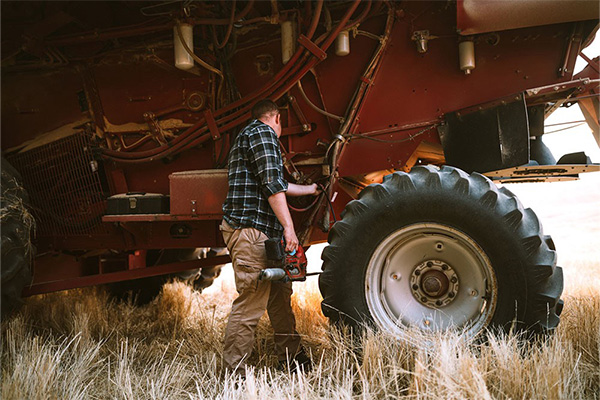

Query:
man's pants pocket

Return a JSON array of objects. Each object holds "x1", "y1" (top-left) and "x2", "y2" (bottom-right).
[{"x1": 233, "y1": 264, "x2": 263, "y2": 293}]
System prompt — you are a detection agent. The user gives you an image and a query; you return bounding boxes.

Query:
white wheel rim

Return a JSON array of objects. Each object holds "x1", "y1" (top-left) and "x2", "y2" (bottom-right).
[{"x1": 365, "y1": 223, "x2": 497, "y2": 336}]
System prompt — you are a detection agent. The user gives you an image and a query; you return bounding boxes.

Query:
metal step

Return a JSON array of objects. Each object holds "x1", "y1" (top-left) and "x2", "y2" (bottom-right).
[{"x1": 484, "y1": 164, "x2": 600, "y2": 183}]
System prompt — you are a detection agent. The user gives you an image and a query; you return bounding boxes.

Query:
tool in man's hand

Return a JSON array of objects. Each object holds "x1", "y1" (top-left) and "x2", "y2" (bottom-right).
[{"x1": 260, "y1": 238, "x2": 319, "y2": 281}]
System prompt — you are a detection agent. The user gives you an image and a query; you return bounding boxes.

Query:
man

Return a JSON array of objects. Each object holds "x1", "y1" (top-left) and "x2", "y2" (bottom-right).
[{"x1": 221, "y1": 99, "x2": 319, "y2": 374}]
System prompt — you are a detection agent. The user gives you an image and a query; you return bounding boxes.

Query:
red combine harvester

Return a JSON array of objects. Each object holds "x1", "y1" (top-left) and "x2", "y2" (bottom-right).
[{"x1": 2, "y1": 1, "x2": 599, "y2": 336}]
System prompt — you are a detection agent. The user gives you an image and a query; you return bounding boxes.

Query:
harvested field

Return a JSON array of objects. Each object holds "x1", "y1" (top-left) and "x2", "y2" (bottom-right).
[{"x1": 2, "y1": 174, "x2": 599, "y2": 400}]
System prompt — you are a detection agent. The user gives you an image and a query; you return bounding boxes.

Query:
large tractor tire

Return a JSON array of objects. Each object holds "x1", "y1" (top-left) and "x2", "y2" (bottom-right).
[
  {"x1": 319, "y1": 165, "x2": 563, "y2": 336},
  {"x1": 1, "y1": 158, "x2": 35, "y2": 319}
]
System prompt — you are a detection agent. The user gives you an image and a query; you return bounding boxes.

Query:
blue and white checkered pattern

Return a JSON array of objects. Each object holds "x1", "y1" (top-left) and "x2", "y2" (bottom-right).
[{"x1": 222, "y1": 119, "x2": 288, "y2": 239}]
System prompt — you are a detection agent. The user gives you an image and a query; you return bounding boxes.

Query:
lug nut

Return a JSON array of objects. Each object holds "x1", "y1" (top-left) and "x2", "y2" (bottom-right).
[
  {"x1": 435, "y1": 300, "x2": 442, "y2": 306},
  {"x1": 426, "y1": 261, "x2": 433, "y2": 267},
  {"x1": 448, "y1": 292, "x2": 455, "y2": 298},
  {"x1": 442, "y1": 264, "x2": 449, "y2": 270},
  {"x1": 415, "y1": 270, "x2": 421, "y2": 276},
  {"x1": 451, "y1": 276, "x2": 458, "y2": 283},
  {"x1": 412, "y1": 284, "x2": 419, "y2": 290}
]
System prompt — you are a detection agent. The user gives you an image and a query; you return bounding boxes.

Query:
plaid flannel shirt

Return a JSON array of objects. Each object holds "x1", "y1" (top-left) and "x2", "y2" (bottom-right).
[{"x1": 222, "y1": 119, "x2": 288, "y2": 239}]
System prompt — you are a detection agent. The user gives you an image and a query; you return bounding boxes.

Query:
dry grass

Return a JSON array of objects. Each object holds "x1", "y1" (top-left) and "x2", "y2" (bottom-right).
[{"x1": 1, "y1": 270, "x2": 599, "y2": 399}]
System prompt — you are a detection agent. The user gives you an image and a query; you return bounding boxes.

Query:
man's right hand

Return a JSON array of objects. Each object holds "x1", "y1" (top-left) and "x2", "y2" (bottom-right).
[
  {"x1": 283, "y1": 226, "x2": 299, "y2": 253},
  {"x1": 268, "y1": 192, "x2": 299, "y2": 253}
]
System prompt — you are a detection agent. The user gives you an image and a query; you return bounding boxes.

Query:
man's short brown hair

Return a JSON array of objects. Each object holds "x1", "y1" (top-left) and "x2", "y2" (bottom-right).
[{"x1": 252, "y1": 99, "x2": 279, "y2": 120}]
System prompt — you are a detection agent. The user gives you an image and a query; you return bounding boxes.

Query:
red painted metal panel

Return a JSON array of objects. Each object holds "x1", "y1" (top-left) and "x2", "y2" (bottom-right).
[
  {"x1": 1, "y1": 69, "x2": 85, "y2": 149},
  {"x1": 46, "y1": 219, "x2": 224, "y2": 251}
]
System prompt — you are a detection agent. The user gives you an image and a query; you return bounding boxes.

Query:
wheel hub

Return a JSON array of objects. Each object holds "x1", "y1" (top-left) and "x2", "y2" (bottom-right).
[
  {"x1": 365, "y1": 223, "x2": 497, "y2": 335},
  {"x1": 410, "y1": 260, "x2": 459, "y2": 308}
]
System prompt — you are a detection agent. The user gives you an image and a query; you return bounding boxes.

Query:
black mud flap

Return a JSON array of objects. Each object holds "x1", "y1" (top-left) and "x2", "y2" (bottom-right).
[{"x1": 439, "y1": 95, "x2": 529, "y2": 173}]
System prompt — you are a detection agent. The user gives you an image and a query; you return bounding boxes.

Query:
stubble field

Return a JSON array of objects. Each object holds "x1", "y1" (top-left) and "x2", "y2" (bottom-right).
[{"x1": 1, "y1": 174, "x2": 599, "y2": 399}]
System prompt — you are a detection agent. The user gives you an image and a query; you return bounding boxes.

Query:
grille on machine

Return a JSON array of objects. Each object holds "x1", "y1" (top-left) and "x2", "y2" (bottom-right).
[{"x1": 7, "y1": 131, "x2": 108, "y2": 237}]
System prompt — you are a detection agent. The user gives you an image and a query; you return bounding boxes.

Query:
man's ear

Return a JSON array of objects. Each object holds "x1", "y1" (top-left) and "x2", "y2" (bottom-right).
[{"x1": 275, "y1": 113, "x2": 281, "y2": 124}]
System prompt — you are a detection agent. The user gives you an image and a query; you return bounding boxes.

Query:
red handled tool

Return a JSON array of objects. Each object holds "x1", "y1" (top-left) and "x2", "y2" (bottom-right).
[{"x1": 260, "y1": 238, "x2": 316, "y2": 282}]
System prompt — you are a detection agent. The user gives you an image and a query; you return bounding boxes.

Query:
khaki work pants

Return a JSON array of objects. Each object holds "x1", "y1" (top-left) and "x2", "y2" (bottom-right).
[{"x1": 220, "y1": 221, "x2": 301, "y2": 371}]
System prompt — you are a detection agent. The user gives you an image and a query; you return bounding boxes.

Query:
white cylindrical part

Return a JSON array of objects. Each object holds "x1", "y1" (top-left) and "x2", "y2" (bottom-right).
[
  {"x1": 459, "y1": 40, "x2": 475, "y2": 75},
  {"x1": 259, "y1": 268, "x2": 287, "y2": 281},
  {"x1": 174, "y1": 23, "x2": 194, "y2": 70},
  {"x1": 335, "y1": 30, "x2": 350, "y2": 56},
  {"x1": 281, "y1": 20, "x2": 294, "y2": 64}
]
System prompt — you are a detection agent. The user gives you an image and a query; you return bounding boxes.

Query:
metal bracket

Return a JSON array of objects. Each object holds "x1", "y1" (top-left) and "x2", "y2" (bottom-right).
[
  {"x1": 298, "y1": 34, "x2": 327, "y2": 61},
  {"x1": 286, "y1": 94, "x2": 311, "y2": 132},
  {"x1": 411, "y1": 30, "x2": 437, "y2": 53},
  {"x1": 559, "y1": 23, "x2": 583, "y2": 77},
  {"x1": 204, "y1": 109, "x2": 221, "y2": 141}
]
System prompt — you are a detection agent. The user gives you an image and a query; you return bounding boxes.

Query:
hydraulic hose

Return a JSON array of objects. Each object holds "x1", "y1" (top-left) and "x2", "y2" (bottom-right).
[
  {"x1": 210, "y1": 0, "x2": 323, "y2": 120},
  {"x1": 104, "y1": 0, "x2": 352, "y2": 163},
  {"x1": 297, "y1": 80, "x2": 344, "y2": 122},
  {"x1": 103, "y1": 0, "x2": 361, "y2": 164},
  {"x1": 157, "y1": 0, "x2": 323, "y2": 139},
  {"x1": 212, "y1": 0, "x2": 354, "y2": 131},
  {"x1": 103, "y1": 1, "x2": 323, "y2": 161},
  {"x1": 212, "y1": 0, "x2": 236, "y2": 49}
]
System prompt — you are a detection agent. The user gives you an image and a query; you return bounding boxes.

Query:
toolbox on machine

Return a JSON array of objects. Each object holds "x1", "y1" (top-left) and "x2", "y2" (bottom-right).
[
  {"x1": 169, "y1": 169, "x2": 228, "y2": 217},
  {"x1": 106, "y1": 192, "x2": 170, "y2": 215}
]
